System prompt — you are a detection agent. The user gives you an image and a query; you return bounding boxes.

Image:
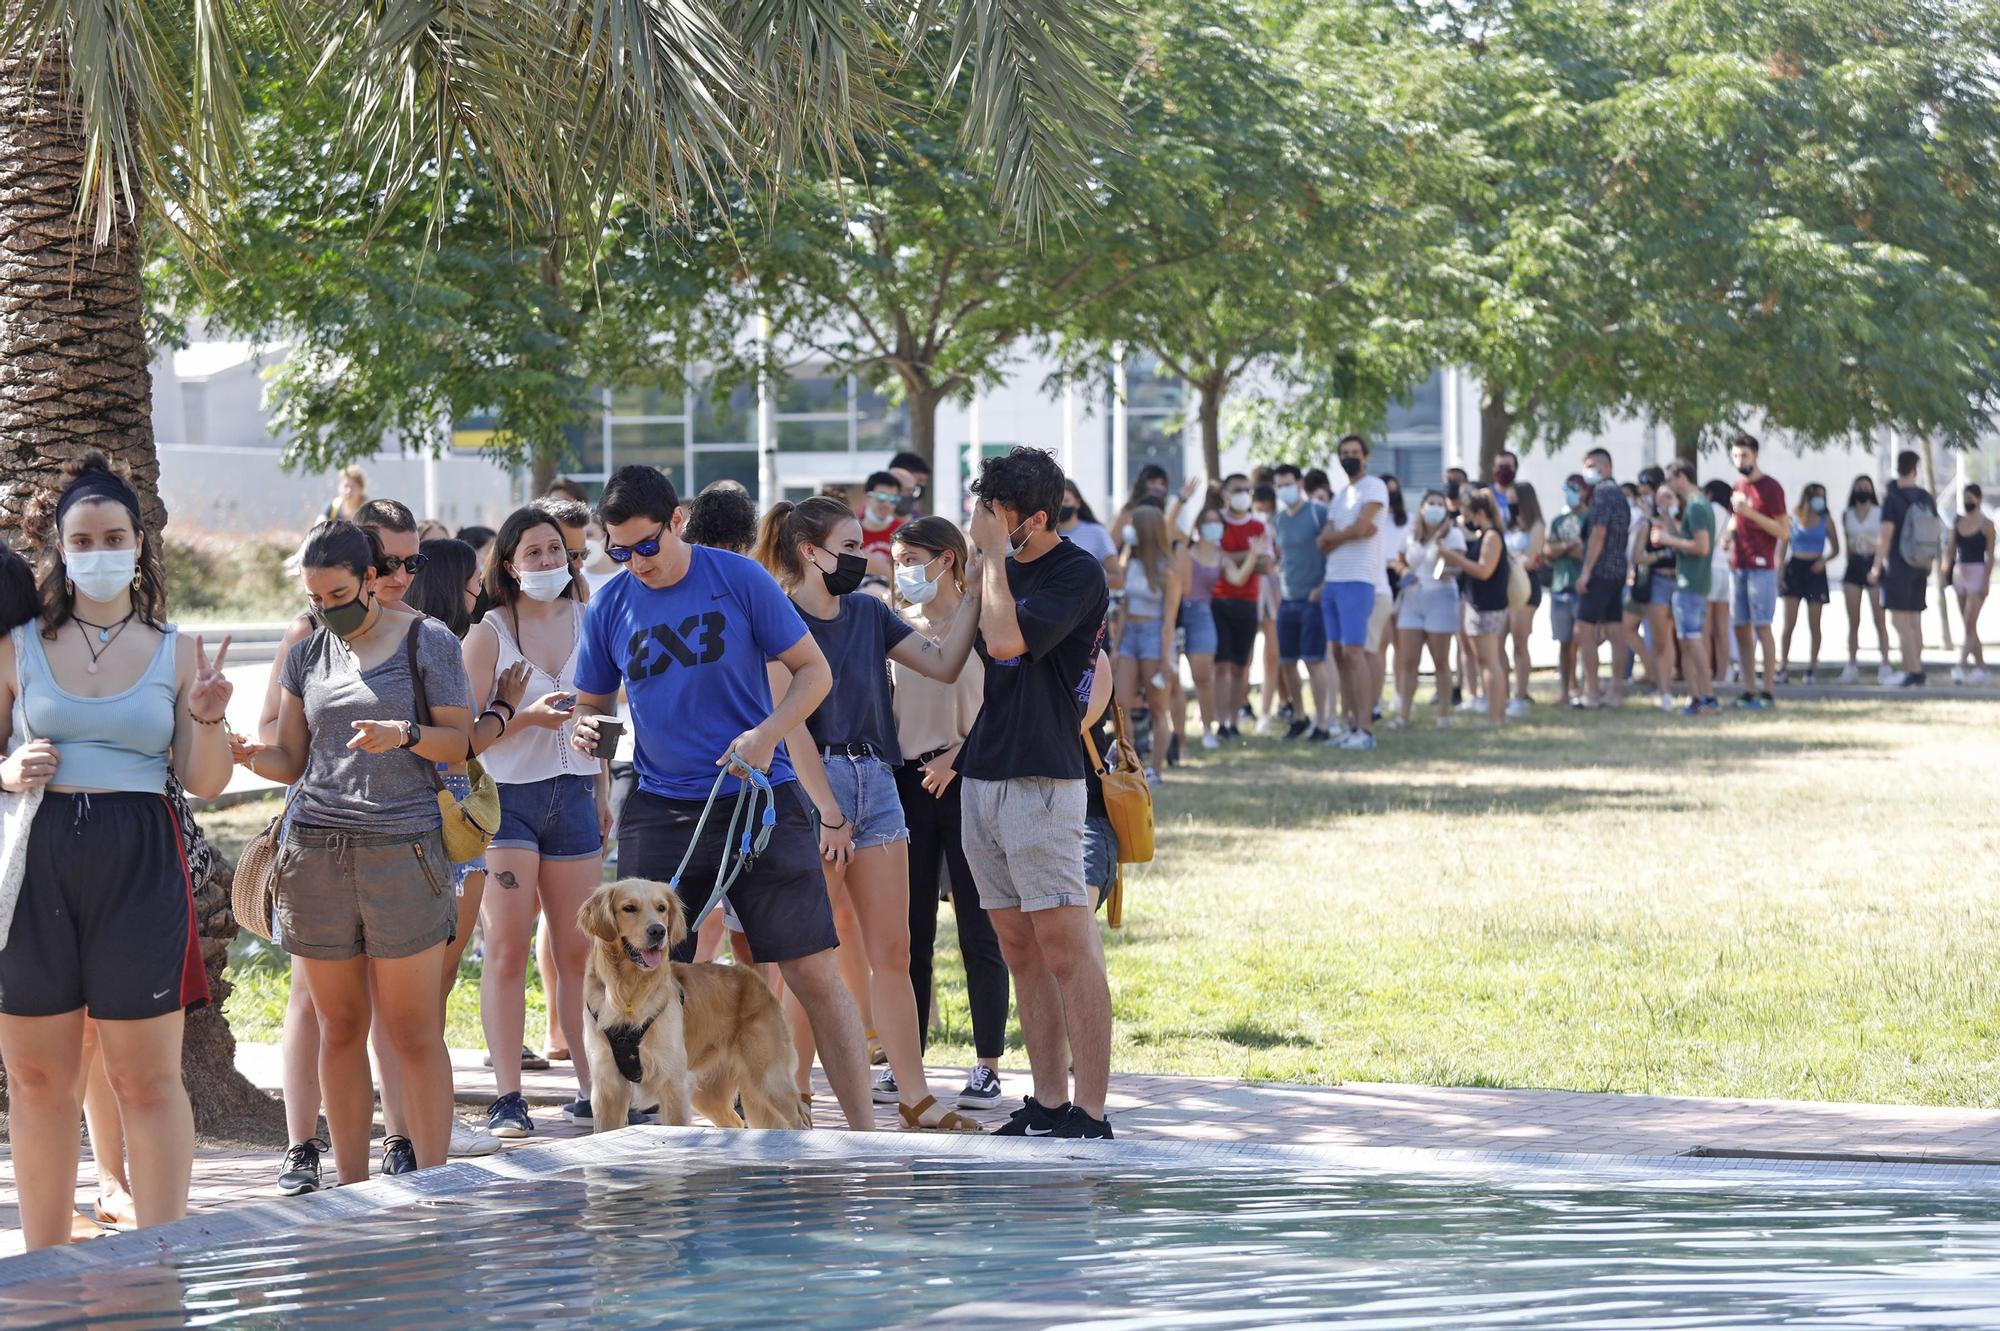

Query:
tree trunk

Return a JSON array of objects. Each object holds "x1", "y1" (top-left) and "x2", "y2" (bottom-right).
[
  {"x1": 1197, "y1": 376, "x2": 1226, "y2": 480},
  {"x1": 1671, "y1": 418, "x2": 1705, "y2": 461},
  {"x1": 530, "y1": 453, "x2": 559, "y2": 497},
  {"x1": 1477, "y1": 389, "x2": 1516, "y2": 480},
  {"x1": 530, "y1": 239, "x2": 570, "y2": 498},
  {"x1": 906, "y1": 382, "x2": 944, "y2": 475},
  {"x1": 0, "y1": 36, "x2": 164, "y2": 538},
  {"x1": 0, "y1": 37, "x2": 281, "y2": 1140}
]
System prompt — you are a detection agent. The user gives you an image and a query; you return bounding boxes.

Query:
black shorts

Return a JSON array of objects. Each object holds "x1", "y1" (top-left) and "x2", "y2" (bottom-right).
[
  {"x1": 0, "y1": 792, "x2": 207, "y2": 1020},
  {"x1": 1842, "y1": 556, "x2": 1874, "y2": 589},
  {"x1": 1577, "y1": 577, "x2": 1625, "y2": 625},
  {"x1": 1210, "y1": 598, "x2": 1259, "y2": 667},
  {"x1": 1781, "y1": 556, "x2": 1830, "y2": 604},
  {"x1": 1883, "y1": 565, "x2": 1928, "y2": 614},
  {"x1": 618, "y1": 782, "x2": 838, "y2": 965}
]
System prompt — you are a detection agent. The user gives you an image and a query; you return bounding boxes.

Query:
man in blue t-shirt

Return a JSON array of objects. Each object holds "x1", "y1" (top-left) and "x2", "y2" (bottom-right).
[
  {"x1": 1270, "y1": 463, "x2": 1331, "y2": 741},
  {"x1": 571, "y1": 465, "x2": 873, "y2": 1129}
]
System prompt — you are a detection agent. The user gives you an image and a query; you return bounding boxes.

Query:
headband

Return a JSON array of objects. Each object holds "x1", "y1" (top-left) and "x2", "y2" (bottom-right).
[{"x1": 55, "y1": 469, "x2": 143, "y2": 531}]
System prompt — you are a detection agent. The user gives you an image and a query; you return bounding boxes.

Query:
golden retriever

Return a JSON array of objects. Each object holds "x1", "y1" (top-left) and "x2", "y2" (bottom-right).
[{"x1": 577, "y1": 879, "x2": 809, "y2": 1133}]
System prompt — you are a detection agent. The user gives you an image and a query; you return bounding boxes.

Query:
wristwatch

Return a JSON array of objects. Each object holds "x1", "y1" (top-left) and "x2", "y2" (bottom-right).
[{"x1": 400, "y1": 722, "x2": 422, "y2": 750}]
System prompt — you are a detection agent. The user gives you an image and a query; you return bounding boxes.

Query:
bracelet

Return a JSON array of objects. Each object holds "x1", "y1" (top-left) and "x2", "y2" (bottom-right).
[
  {"x1": 480, "y1": 708, "x2": 508, "y2": 738},
  {"x1": 820, "y1": 813, "x2": 849, "y2": 830},
  {"x1": 192, "y1": 714, "x2": 225, "y2": 727},
  {"x1": 491, "y1": 699, "x2": 516, "y2": 720}
]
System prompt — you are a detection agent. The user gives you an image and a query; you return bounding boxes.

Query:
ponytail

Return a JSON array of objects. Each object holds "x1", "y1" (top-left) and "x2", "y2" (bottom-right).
[
  {"x1": 756, "y1": 495, "x2": 852, "y2": 588},
  {"x1": 755, "y1": 501, "x2": 800, "y2": 584}
]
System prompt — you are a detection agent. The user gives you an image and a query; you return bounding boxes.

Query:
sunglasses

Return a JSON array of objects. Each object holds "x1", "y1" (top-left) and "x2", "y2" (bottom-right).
[
  {"x1": 565, "y1": 548, "x2": 588, "y2": 564},
  {"x1": 379, "y1": 553, "x2": 429, "y2": 574},
  {"x1": 606, "y1": 524, "x2": 667, "y2": 563},
  {"x1": 869, "y1": 491, "x2": 899, "y2": 503}
]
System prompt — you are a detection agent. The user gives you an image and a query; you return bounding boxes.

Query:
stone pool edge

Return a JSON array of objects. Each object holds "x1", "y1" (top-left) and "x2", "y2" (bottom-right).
[{"x1": 5, "y1": 1127, "x2": 1999, "y2": 1289}]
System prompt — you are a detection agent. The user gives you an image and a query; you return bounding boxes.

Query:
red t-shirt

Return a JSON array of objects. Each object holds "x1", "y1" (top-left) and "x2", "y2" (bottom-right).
[
  {"x1": 1731, "y1": 474, "x2": 1786, "y2": 570},
  {"x1": 1214, "y1": 516, "x2": 1264, "y2": 601},
  {"x1": 858, "y1": 513, "x2": 905, "y2": 558}
]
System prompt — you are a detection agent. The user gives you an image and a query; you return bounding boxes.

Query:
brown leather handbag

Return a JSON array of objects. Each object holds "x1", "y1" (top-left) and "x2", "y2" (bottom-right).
[{"x1": 1085, "y1": 702, "x2": 1154, "y2": 866}]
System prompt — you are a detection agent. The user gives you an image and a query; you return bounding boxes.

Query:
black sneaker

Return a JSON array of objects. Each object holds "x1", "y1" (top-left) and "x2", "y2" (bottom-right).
[
  {"x1": 486, "y1": 1091, "x2": 534, "y2": 1139},
  {"x1": 957, "y1": 1066, "x2": 1003, "y2": 1110},
  {"x1": 1283, "y1": 719, "x2": 1312, "y2": 741},
  {"x1": 380, "y1": 1135, "x2": 417, "y2": 1176},
  {"x1": 1759, "y1": 691, "x2": 1777, "y2": 706},
  {"x1": 277, "y1": 1137, "x2": 326, "y2": 1196},
  {"x1": 1053, "y1": 1106, "x2": 1115, "y2": 1140},
  {"x1": 993, "y1": 1097, "x2": 1070, "y2": 1137},
  {"x1": 1308, "y1": 726, "x2": 1330, "y2": 742},
  {"x1": 1898, "y1": 672, "x2": 1927, "y2": 688},
  {"x1": 1165, "y1": 732, "x2": 1182, "y2": 766}
]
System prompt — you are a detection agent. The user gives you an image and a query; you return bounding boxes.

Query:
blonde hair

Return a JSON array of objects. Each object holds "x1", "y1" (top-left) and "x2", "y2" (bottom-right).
[
  {"x1": 339, "y1": 466, "x2": 367, "y2": 487},
  {"x1": 1131, "y1": 505, "x2": 1172, "y2": 589}
]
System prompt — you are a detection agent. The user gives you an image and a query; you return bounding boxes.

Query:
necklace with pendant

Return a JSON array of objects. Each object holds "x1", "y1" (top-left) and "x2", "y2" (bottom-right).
[{"x1": 72, "y1": 610, "x2": 137, "y2": 674}]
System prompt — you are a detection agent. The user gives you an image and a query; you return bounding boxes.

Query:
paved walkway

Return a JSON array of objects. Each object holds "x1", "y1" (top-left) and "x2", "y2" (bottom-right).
[{"x1": 9, "y1": 1046, "x2": 2000, "y2": 1256}]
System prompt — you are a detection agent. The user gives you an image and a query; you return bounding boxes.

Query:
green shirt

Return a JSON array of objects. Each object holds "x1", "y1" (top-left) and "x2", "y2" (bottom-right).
[
  {"x1": 1675, "y1": 498, "x2": 1716, "y2": 596},
  {"x1": 1548, "y1": 509, "x2": 1584, "y2": 594}
]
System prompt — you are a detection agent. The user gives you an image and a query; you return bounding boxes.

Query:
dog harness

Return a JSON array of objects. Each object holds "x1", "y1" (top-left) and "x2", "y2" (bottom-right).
[{"x1": 588, "y1": 988, "x2": 686, "y2": 1084}]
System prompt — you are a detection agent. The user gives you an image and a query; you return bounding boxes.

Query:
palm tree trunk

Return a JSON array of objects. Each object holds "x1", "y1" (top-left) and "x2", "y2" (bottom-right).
[
  {"x1": 0, "y1": 35, "x2": 281, "y2": 1140},
  {"x1": 0, "y1": 34, "x2": 164, "y2": 537}
]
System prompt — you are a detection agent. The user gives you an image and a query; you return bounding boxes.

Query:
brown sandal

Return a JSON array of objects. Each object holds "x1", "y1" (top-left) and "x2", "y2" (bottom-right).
[{"x1": 898, "y1": 1095, "x2": 983, "y2": 1134}]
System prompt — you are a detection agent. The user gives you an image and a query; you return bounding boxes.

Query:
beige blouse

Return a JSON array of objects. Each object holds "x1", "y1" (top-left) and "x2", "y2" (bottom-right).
[{"x1": 891, "y1": 604, "x2": 984, "y2": 759}]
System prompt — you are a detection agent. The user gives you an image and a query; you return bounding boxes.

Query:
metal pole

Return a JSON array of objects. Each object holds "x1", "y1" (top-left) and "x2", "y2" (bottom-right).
[
  {"x1": 757, "y1": 311, "x2": 778, "y2": 511},
  {"x1": 1110, "y1": 349, "x2": 1129, "y2": 502}
]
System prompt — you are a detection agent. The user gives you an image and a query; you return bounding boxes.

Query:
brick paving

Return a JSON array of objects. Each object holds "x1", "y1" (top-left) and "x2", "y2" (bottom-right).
[{"x1": 9, "y1": 1044, "x2": 2000, "y2": 1257}]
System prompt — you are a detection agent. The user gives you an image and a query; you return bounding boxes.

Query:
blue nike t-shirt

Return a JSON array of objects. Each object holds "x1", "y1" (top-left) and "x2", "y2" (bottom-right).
[{"x1": 575, "y1": 544, "x2": 809, "y2": 799}]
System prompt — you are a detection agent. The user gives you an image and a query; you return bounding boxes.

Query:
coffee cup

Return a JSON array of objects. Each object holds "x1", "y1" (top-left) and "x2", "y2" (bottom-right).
[{"x1": 588, "y1": 717, "x2": 625, "y2": 759}]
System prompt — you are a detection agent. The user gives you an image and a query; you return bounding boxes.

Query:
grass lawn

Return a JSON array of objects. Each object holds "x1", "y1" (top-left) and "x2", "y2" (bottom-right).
[{"x1": 217, "y1": 696, "x2": 2000, "y2": 1106}]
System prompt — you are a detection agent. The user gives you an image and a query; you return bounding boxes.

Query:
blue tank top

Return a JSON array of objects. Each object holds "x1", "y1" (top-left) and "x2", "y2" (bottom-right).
[
  {"x1": 1790, "y1": 517, "x2": 1830, "y2": 559},
  {"x1": 18, "y1": 626, "x2": 177, "y2": 793}
]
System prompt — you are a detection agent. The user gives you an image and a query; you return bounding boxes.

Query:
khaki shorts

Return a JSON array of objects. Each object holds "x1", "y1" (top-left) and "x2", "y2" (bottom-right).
[
  {"x1": 961, "y1": 777, "x2": 1089, "y2": 914},
  {"x1": 277, "y1": 823, "x2": 457, "y2": 961},
  {"x1": 1365, "y1": 593, "x2": 1395, "y2": 652}
]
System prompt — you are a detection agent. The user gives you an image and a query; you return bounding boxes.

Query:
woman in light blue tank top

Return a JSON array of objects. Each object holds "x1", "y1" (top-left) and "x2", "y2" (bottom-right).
[
  {"x1": 1779, "y1": 482, "x2": 1840, "y2": 682},
  {"x1": 0, "y1": 455, "x2": 234, "y2": 1253}
]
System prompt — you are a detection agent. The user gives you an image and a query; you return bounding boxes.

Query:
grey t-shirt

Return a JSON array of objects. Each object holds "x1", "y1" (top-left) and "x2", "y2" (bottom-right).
[
  {"x1": 800, "y1": 593, "x2": 914, "y2": 763},
  {"x1": 281, "y1": 617, "x2": 471, "y2": 833}
]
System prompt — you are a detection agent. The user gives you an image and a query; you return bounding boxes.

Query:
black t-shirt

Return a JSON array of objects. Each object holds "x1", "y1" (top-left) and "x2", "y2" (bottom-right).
[
  {"x1": 1467, "y1": 530, "x2": 1512, "y2": 612},
  {"x1": 960, "y1": 539, "x2": 1110, "y2": 782},
  {"x1": 1082, "y1": 708, "x2": 1115, "y2": 818},
  {"x1": 800, "y1": 592, "x2": 913, "y2": 762},
  {"x1": 1882, "y1": 483, "x2": 1935, "y2": 576}
]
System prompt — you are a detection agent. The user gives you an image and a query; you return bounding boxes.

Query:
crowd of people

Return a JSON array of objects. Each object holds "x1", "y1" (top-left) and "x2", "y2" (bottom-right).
[
  {"x1": 1087, "y1": 434, "x2": 1992, "y2": 775},
  {"x1": 0, "y1": 444, "x2": 1126, "y2": 1253}
]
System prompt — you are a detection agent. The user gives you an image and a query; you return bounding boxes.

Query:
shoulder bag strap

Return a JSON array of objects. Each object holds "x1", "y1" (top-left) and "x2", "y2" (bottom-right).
[
  {"x1": 1082, "y1": 723, "x2": 1106, "y2": 774},
  {"x1": 401, "y1": 616, "x2": 446, "y2": 793},
  {"x1": 1108, "y1": 701, "x2": 1139, "y2": 772}
]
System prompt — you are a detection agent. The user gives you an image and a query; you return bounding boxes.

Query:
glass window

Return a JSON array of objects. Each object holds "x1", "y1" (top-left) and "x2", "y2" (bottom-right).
[
  {"x1": 1125, "y1": 352, "x2": 1184, "y2": 412},
  {"x1": 691, "y1": 449, "x2": 760, "y2": 494},
  {"x1": 692, "y1": 380, "x2": 755, "y2": 444},
  {"x1": 776, "y1": 371, "x2": 848, "y2": 415},
  {"x1": 610, "y1": 422, "x2": 685, "y2": 481},
  {"x1": 1127, "y1": 416, "x2": 1185, "y2": 493},
  {"x1": 777, "y1": 418, "x2": 850, "y2": 452},
  {"x1": 608, "y1": 384, "x2": 686, "y2": 418},
  {"x1": 855, "y1": 382, "x2": 909, "y2": 453}
]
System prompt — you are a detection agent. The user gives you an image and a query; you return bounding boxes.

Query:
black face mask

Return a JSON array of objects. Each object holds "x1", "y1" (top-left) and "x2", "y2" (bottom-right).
[
  {"x1": 1059, "y1": 505, "x2": 1077, "y2": 523},
  {"x1": 1340, "y1": 456, "x2": 1363, "y2": 478},
  {"x1": 816, "y1": 551, "x2": 868, "y2": 597},
  {"x1": 313, "y1": 593, "x2": 373, "y2": 639},
  {"x1": 1855, "y1": 492, "x2": 1874, "y2": 506},
  {"x1": 1737, "y1": 463, "x2": 1755, "y2": 477},
  {"x1": 1445, "y1": 479, "x2": 1462, "y2": 501}
]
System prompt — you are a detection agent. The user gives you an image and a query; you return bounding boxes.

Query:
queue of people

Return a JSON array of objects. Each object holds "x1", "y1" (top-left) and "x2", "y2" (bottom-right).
[{"x1": 1093, "y1": 435, "x2": 1992, "y2": 769}]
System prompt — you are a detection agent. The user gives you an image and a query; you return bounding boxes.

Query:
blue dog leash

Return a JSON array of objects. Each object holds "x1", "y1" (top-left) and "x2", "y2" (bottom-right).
[{"x1": 672, "y1": 751, "x2": 779, "y2": 933}]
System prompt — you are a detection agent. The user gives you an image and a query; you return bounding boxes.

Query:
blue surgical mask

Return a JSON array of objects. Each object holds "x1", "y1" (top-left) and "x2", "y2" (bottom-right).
[
  {"x1": 1276, "y1": 484, "x2": 1301, "y2": 508},
  {"x1": 1005, "y1": 519, "x2": 1031, "y2": 559},
  {"x1": 1581, "y1": 466, "x2": 1602, "y2": 487},
  {"x1": 1199, "y1": 521, "x2": 1224, "y2": 544},
  {"x1": 894, "y1": 560, "x2": 941, "y2": 605},
  {"x1": 1421, "y1": 503, "x2": 1447, "y2": 526},
  {"x1": 1810, "y1": 497, "x2": 1826, "y2": 513}
]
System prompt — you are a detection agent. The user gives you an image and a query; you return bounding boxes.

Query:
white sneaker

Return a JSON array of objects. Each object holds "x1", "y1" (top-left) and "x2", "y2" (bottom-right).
[
  {"x1": 1200, "y1": 730, "x2": 1219, "y2": 750},
  {"x1": 1456, "y1": 696, "x2": 1482, "y2": 713},
  {"x1": 1836, "y1": 664, "x2": 1859, "y2": 684},
  {"x1": 1320, "y1": 723, "x2": 1351, "y2": 743},
  {"x1": 1878, "y1": 664, "x2": 1897, "y2": 685},
  {"x1": 1255, "y1": 714, "x2": 1279, "y2": 735},
  {"x1": 1504, "y1": 698, "x2": 1530, "y2": 719},
  {"x1": 1656, "y1": 692, "x2": 1675, "y2": 712},
  {"x1": 1951, "y1": 664, "x2": 1967, "y2": 684},
  {"x1": 450, "y1": 1121, "x2": 502, "y2": 1158},
  {"x1": 1972, "y1": 667, "x2": 1994, "y2": 685},
  {"x1": 1336, "y1": 729, "x2": 1376, "y2": 751}
]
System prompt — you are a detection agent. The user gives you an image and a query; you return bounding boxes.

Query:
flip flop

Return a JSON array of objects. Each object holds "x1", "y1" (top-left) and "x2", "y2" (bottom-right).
[{"x1": 898, "y1": 1095, "x2": 983, "y2": 1134}]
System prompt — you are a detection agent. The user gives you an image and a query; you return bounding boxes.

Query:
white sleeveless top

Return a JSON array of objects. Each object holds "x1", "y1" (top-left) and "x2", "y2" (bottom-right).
[{"x1": 480, "y1": 601, "x2": 601, "y2": 785}]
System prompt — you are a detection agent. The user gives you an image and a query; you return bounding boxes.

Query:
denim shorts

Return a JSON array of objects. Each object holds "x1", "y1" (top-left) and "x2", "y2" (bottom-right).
[
  {"x1": 1649, "y1": 570, "x2": 1676, "y2": 607},
  {"x1": 1082, "y1": 812, "x2": 1116, "y2": 907},
  {"x1": 1549, "y1": 590, "x2": 1579, "y2": 642},
  {"x1": 1397, "y1": 584, "x2": 1459, "y2": 636},
  {"x1": 1671, "y1": 589, "x2": 1708, "y2": 639},
  {"x1": 1732, "y1": 567, "x2": 1778, "y2": 628},
  {"x1": 1320, "y1": 580, "x2": 1377, "y2": 648},
  {"x1": 439, "y1": 772, "x2": 486, "y2": 894},
  {"x1": 1117, "y1": 616, "x2": 1165, "y2": 662},
  {"x1": 1179, "y1": 600, "x2": 1217, "y2": 656},
  {"x1": 820, "y1": 751, "x2": 909, "y2": 851},
  {"x1": 1277, "y1": 598, "x2": 1328, "y2": 663},
  {"x1": 492, "y1": 773, "x2": 602, "y2": 861}
]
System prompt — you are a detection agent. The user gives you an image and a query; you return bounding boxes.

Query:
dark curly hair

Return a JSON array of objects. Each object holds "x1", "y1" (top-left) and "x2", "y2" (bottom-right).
[{"x1": 24, "y1": 449, "x2": 168, "y2": 637}]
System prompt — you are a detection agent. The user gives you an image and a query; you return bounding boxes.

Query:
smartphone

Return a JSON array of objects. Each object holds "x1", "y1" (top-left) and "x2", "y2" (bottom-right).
[{"x1": 552, "y1": 693, "x2": 578, "y2": 712}]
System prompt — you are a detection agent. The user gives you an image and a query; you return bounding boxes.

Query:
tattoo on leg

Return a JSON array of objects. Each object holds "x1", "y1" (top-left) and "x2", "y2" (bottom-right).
[{"x1": 496, "y1": 870, "x2": 520, "y2": 891}]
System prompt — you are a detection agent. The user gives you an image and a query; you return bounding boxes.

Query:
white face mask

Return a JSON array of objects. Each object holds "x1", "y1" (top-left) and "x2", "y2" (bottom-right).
[
  {"x1": 1227, "y1": 491, "x2": 1252, "y2": 514},
  {"x1": 1421, "y1": 503, "x2": 1447, "y2": 527},
  {"x1": 1199, "y1": 521, "x2": 1224, "y2": 544},
  {"x1": 66, "y1": 548, "x2": 137, "y2": 602},
  {"x1": 515, "y1": 566, "x2": 573, "y2": 602},
  {"x1": 1582, "y1": 465, "x2": 1603, "y2": 487},
  {"x1": 895, "y1": 559, "x2": 942, "y2": 606},
  {"x1": 1276, "y1": 484, "x2": 1301, "y2": 508}
]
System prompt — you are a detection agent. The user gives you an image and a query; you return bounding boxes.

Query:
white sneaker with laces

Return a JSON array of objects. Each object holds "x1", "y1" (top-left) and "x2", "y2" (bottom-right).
[
  {"x1": 1973, "y1": 667, "x2": 1994, "y2": 685},
  {"x1": 1200, "y1": 731, "x2": 1219, "y2": 751},
  {"x1": 450, "y1": 1121, "x2": 502, "y2": 1157},
  {"x1": 1878, "y1": 664, "x2": 1897, "y2": 685},
  {"x1": 1504, "y1": 698, "x2": 1530, "y2": 719},
  {"x1": 1836, "y1": 664, "x2": 1859, "y2": 684},
  {"x1": 1255, "y1": 714, "x2": 1279, "y2": 735},
  {"x1": 1336, "y1": 730, "x2": 1376, "y2": 751}
]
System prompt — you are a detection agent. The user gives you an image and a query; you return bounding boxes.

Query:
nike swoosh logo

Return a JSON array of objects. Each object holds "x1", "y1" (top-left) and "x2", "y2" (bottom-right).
[
  {"x1": 1024, "y1": 1125, "x2": 1058, "y2": 1136},
  {"x1": 153, "y1": 989, "x2": 172, "y2": 1000}
]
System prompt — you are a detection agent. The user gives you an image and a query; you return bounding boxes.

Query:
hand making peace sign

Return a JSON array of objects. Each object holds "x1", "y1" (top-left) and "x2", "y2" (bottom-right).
[{"x1": 189, "y1": 634, "x2": 234, "y2": 724}]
